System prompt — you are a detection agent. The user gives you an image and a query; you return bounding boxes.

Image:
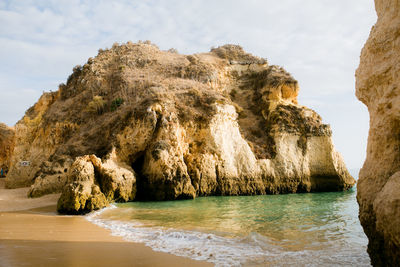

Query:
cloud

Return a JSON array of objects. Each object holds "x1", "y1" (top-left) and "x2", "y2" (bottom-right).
[{"x1": 0, "y1": 0, "x2": 377, "y2": 169}]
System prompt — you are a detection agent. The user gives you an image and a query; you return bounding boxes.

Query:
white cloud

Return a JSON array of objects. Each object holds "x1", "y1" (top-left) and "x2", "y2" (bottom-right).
[{"x1": 0, "y1": 0, "x2": 377, "y2": 169}]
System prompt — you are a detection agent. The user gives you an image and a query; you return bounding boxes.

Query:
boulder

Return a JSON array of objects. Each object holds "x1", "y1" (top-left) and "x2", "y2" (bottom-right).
[{"x1": 57, "y1": 153, "x2": 136, "y2": 214}]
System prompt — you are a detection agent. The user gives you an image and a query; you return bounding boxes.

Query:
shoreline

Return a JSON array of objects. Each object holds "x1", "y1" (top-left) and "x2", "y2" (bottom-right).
[{"x1": 0, "y1": 180, "x2": 211, "y2": 267}]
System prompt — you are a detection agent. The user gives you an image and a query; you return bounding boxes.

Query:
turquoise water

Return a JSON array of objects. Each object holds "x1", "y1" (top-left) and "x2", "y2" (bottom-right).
[{"x1": 87, "y1": 187, "x2": 370, "y2": 266}]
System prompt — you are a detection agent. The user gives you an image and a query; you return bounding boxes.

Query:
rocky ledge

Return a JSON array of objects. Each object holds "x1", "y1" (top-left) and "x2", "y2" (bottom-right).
[
  {"x1": 1, "y1": 42, "x2": 354, "y2": 214},
  {"x1": 0, "y1": 123, "x2": 14, "y2": 176},
  {"x1": 356, "y1": 0, "x2": 400, "y2": 265}
]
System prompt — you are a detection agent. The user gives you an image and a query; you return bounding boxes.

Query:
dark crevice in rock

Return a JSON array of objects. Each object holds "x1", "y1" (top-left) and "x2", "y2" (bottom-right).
[
  {"x1": 182, "y1": 154, "x2": 196, "y2": 191},
  {"x1": 131, "y1": 152, "x2": 147, "y2": 200},
  {"x1": 296, "y1": 181, "x2": 309, "y2": 193},
  {"x1": 93, "y1": 164, "x2": 103, "y2": 191},
  {"x1": 297, "y1": 135, "x2": 308, "y2": 156},
  {"x1": 309, "y1": 175, "x2": 343, "y2": 192},
  {"x1": 215, "y1": 164, "x2": 222, "y2": 196}
]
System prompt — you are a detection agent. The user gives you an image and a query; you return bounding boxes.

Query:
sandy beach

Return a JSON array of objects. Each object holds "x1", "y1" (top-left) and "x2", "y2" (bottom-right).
[{"x1": 0, "y1": 180, "x2": 211, "y2": 267}]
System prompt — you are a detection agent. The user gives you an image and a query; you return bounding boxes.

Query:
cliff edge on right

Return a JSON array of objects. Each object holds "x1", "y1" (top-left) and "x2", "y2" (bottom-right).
[{"x1": 356, "y1": 0, "x2": 400, "y2": 265}]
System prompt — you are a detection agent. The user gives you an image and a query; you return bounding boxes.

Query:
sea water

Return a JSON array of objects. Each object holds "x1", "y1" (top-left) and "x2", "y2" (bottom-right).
[{"x1": 87, "y1": 186, "x2": 370, "y2": 266}]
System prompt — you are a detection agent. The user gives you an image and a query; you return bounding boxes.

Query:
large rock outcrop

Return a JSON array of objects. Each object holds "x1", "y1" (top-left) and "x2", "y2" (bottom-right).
[
  {"x1": 0, "y1": 123, "x2": 15, "y2": 175},
  {"x1": 2, "y1": 42, "x2": 354, "y2": 214},
  {"x1": 356, "y1": 0, "x2": 400, "y2": 265},
  {"x1": 57, "y1": 151, "x2": 136, "y2": 214}
]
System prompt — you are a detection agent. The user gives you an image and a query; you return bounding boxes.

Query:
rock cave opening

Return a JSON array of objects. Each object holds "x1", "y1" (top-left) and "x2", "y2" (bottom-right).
[{"x1": 131, "y1": 152, "x2": 147, "y2": 200}]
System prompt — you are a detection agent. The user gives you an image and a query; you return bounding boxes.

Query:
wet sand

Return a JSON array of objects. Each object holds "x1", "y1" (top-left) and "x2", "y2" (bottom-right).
[{"x1": 0, "y1": 180, "x2": 211, "y2": 267}]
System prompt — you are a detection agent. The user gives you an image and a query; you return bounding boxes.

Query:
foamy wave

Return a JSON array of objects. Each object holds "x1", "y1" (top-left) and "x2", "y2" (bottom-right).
[
  {"x1": 87, "y1": 212, "x2": 275, "y2": 266},
  {"x1": 86, "y1": 209, "x2": 370, "y2": 267}
]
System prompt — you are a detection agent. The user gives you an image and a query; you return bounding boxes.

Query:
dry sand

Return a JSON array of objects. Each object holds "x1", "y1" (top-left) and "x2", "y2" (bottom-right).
[{"x1": 0, "y1": 179, "x2": 211, "y2": 267}]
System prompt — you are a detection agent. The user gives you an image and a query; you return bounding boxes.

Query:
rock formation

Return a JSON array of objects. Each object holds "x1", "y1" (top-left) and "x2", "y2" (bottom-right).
[
  {"x1": 0, "y1": 123, "x2": 14, "y2": 176},
  {"x1": 356, "y1": 0, "x2": 400, "y2": 265},
  {"x1": 2, "y1": 41, "x2": 354, "y2": 214},
  {"x1": 57, "y1": 151, "x2": 136, "y2": 214}
]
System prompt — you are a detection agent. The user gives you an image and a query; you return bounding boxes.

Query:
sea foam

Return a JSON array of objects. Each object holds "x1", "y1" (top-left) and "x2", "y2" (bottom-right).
[
  {"x1": 87, "y1": 207, "x2": 268, "y2": 266},
  {"x1": 85, "y1": 192, "x2": 370, "y2": 267}
]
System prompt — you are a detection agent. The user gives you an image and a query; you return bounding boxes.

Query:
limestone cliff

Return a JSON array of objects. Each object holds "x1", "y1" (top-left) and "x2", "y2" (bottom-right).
[
  {"x1": 356, "y1": 0, "x2": 400, "y2": 265},
  {"x1": 5, "y1": 92, "x2": 74, "y2": 192},
  {"x1": 2, "y1": 42, "x2": 354, "y2": 213},
  {"x1": 0, "y1": 123, "x2": 14, "y2": 175}
]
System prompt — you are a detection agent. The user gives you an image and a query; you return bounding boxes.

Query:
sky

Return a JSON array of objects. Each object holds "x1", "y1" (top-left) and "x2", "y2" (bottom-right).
[{"x1": 0, "y1": 0, "x2": 377, "y2": 170}]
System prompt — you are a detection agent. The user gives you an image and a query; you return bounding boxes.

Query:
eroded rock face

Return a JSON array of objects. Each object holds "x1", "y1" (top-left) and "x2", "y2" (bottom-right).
[
  {"x1": 0, "y1": 123, "x2": 14, "y2": 175},
  {"x1": 5, "y1": 92, "x2": 70, "y2": 188},
  {"x1": 57, "y1": 155, "x2": 107, "y2": 214},
  {"x1": 28, "y1": 155, "x2": 73, "y2": 197},
  {"x1": 2, "y1": 42, "x2": 354, "y2": 213},
  {"x1": 57, "y1": 152, "x2": 136, "y2": 214},
  {"x1": 356, "y1": 0, "x2": 400, "y2": 265}
]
